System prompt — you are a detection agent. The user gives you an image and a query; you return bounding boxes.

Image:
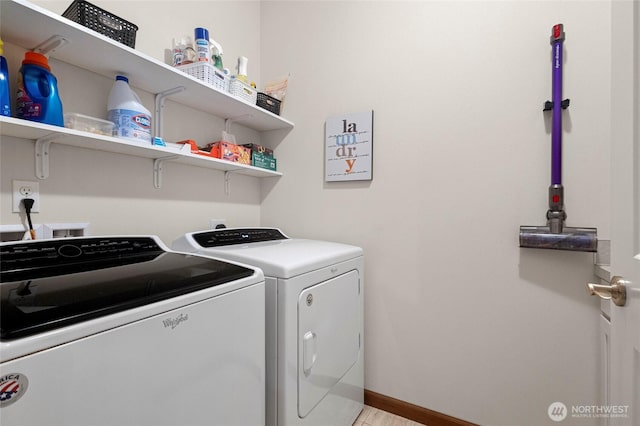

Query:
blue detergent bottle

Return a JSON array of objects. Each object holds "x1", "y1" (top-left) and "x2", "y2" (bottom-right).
[
  {"x1": 0, "y1": 38, "x2": 11, "y2": 117},
  {"x1": 16, "y1": 51, "x2": 64, "y2": 126}
]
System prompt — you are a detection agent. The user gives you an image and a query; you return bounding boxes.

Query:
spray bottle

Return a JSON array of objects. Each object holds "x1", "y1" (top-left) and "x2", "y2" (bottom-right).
[
  {"x1": 0, "y1": 38, "x2": 10, "y2": 117},
  {"x1": 209, "y1": 38, "x2": 224, "y2": 71},
  {"x1": 236, "y1": 56, "x2": 248, "y2": 83}
]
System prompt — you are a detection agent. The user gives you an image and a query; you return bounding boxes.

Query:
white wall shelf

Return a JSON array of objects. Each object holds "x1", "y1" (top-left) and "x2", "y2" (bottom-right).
[
  {"x1": 0, "y1": 0, "x2": 290, "y2": 187},
  {"x1": 0, "y1": 0, "x2": 294, "y2": 132},
  {"x1": 1, "y1": 117, "x2": 283, "y2": 184}
]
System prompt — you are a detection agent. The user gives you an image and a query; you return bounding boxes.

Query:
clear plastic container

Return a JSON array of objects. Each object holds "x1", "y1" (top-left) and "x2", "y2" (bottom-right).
[{"x1": 64, "y1": 113, "x2": 115, "y2": 136}]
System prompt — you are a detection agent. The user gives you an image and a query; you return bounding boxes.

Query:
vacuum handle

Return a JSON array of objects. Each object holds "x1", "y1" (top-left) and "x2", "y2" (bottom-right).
[
  {"x1": 550, "y1": 23, "x2": 565, "y2": 43},
  {"x1": 550, "y1": 23, "x2": 565, "y2": 186}
]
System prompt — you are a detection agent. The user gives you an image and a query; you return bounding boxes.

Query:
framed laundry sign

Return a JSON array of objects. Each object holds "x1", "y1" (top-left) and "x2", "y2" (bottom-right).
[{"x1": 325, "y1": 110, "x2": 373, "y2": 181}]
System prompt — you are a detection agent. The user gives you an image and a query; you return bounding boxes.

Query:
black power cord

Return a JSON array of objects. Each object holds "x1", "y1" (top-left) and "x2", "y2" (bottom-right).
[{"x1": 22, "y1": 198, "x2": 36, "y2": 240}]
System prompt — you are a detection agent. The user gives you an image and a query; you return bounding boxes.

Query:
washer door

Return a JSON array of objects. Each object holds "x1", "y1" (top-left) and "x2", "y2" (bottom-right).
[{"x1": 297, "y1": 270, "x2": 360, "y2": 418}]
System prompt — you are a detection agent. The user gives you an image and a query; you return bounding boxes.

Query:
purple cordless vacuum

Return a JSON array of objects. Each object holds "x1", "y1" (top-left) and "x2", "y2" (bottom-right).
[{"x1": 519, "y1": 24, "x2": 597, "y2": 252}]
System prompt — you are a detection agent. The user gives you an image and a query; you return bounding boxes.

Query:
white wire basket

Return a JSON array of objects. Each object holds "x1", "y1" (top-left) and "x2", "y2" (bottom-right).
[
  {"x1": 177, "y1": 62, "x2": 229, "y2": 92},
  {"x1": 228, "y1": 77, "x2": 257, "y2": 104}
]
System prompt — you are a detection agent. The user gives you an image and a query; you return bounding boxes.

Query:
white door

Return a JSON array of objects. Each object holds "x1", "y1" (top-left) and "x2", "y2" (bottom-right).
[{"x1": 605, "y1": 0, "x2": 640, "y2": 424}]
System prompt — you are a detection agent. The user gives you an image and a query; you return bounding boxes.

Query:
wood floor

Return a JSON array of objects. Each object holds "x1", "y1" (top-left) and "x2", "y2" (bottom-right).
[{"x1": 354, "y1": 405, "x2": 425, "y2": 426}]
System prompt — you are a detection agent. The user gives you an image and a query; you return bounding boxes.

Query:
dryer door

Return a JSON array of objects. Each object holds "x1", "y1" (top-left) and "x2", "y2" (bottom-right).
[{"x1": 297, "y1": 270, "x2": 360, "y2": 417}]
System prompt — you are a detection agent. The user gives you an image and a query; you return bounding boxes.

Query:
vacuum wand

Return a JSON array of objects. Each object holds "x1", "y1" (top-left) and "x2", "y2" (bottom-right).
[
  {"x1": 550, "y1": 24, "x2": 564, "y2": 187},
  {"x1": 519, "y1": 24, "x2": 597, "y2": 252}
]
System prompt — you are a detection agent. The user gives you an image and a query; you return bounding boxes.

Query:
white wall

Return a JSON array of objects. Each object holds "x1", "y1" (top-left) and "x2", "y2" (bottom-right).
[
  {"x1": 1, "y1": 1, "x2": 264, "y2": 242},
  {"x1": 259, "y1": 1, "x2": 610, "y2": 425},
  {"x1": 1, "y1": 1, "x2": 611, "y2": 425}
]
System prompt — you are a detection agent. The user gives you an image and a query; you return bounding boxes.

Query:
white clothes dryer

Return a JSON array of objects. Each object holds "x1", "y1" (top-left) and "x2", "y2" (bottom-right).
[{"x1": 173, "y1": 228, "x2": 364, "y2": 426}]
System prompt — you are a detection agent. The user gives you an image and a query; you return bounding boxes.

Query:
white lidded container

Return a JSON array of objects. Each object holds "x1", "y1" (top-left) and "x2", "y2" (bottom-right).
[
  {"x1": 64, "y1": 113, "x2": 115, "y2": 136},
  {"x1": 107, "y1": 75, "x2": 152, "y2": 143}
]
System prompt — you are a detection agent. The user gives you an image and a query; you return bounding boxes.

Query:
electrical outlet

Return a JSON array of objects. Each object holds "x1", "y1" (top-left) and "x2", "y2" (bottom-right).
[
  {"x1": 209, "y1": 219, "x2": 226, "y2": 229},
  {"x1": 12, "y1": 180, "x2": 40, "y2": 213}
]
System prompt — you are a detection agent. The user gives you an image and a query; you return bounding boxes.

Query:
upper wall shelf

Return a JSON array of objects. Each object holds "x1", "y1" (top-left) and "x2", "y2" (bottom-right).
[{"x1": 0, "y1": 0, "x2": 294, "y2": 133}]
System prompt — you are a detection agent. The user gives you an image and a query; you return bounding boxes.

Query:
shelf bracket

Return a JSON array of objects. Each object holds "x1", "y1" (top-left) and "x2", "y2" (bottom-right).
[
  {"x1": 224, "y1": 115, "x2": 254, "y2": 132},
  {"x1": 224, "y1": 170, "x2": 232, "y2": 196},
  {"x1": 224, "y1": 114, "x2": 253, "y2": 127},
  {"x1": 154, "y1": 86, "x2": 186, "y2": 139},
  {"x1": 153, "y1": 155, "x2": 179, "y2": 189},
  {"x1": 35, "y1": 133, "x2": 63, "y2": 179},
  {"x1": 33, "y1": 35, "x2": 69, "y2": 55}
]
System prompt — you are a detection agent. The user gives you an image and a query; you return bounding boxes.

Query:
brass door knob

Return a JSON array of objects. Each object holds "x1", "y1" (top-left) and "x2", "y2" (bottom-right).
[{"x1": 587, "y1": 276, "x2": 628, "y2": 307}]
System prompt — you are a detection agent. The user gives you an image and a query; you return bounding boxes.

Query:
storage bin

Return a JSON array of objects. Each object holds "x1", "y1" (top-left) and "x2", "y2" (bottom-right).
[
  {"x1": 256, "y1": 92, "x2": 281, "y2": 115},
  {"x1": 177, "y1": 62, "x2": 229, "y2": 92},
  {"x1": 62, "y1": 0, "x2": 138, "y2": 48},
  {"x1": 64, "y1": 113, "x2": 114, "y2": 136},
  {"x1": 229, "y1": 77, "x2": 257, "y2": 105}
]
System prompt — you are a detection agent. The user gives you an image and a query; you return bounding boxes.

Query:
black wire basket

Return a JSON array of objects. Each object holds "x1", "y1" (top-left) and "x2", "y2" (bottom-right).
[
  {"x1": 62, "y1": 0, "x2": 138, "y2": 48},
  {"x1": 256, "y1": 92, "x2": 281, "y2": 115}
]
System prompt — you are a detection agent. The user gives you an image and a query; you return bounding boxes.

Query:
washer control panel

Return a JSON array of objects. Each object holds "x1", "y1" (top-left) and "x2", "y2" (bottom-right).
[{"x1": 0, "y1": 237, "x2": 163, "y2": 271}]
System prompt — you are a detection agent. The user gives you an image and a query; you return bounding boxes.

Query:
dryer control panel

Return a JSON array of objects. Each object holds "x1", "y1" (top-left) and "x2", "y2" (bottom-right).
[{"x1": 193, "y1": 228, "x2": 288, "y2": 247}]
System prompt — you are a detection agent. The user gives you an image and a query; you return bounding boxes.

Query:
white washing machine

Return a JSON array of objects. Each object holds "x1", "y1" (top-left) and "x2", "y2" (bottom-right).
[
  {"x1": 173, "y1": 228, "x2": 364, "y2": 426},
  {"x1": 0, "y1": 236, "x2": 265, "y2": 426}
]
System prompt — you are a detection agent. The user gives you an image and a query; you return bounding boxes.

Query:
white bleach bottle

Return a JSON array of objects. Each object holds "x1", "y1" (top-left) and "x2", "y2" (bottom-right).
[{"x1": 107, "y1": 75, "x2": 152, "y2": 143}]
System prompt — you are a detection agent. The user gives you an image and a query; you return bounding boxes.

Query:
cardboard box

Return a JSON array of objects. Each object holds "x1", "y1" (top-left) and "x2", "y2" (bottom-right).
[
  {"x1": 208, "y1": 141, "x2": 251, "y2": 165},
  {"x1": 252, "y1": 151, "x2": 277, "y2": 171},
  {"x1": 242, "y1": 143, "x2": 273, "y2": 157}
]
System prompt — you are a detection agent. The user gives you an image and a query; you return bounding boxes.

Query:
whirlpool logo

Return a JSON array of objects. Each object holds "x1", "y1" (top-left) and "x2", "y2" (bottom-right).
[
  {"x1": 163, "y1": 313, "x2": 189, "y2": 330},
  {"x1": 0, "y1": 373, "x2": 29, "y2": 408}
]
